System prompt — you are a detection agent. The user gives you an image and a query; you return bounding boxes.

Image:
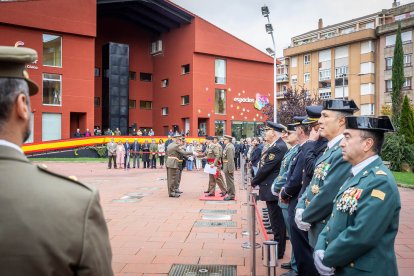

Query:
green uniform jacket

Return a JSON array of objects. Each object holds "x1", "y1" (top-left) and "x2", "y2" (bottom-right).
[
  {"x1": 165, "y1": 142, "x2": 192, "y2": 169},
  {"x1": 223, "y1": 143, "x2": 235, "y2": 173},
  {"x1": 315, "y1": 157, "x2": 400, "y2": 275},
  {"x1": 0, "y1": 146, "x2": 113, "y2": 275},
  {"x1": 206, "y1": 144, "x2": 221, "y2": 166},
  {"x1": 272, "y1": 144, "x2": 299, "y2": 194},
  {"x1": 297, "y1": 140, "x2": 352, "y2": 247},
  {"x1": 149, "y1": 143, "x2": 158, "y2": 160}
]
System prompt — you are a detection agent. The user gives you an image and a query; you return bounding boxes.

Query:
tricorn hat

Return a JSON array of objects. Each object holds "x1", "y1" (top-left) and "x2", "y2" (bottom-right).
[
  {"x1": 322, "y1": 99, "x2": 359, "y2": 113},
  {"x1": 345, "y1": 116, "x2": 395, "y2": 132}
]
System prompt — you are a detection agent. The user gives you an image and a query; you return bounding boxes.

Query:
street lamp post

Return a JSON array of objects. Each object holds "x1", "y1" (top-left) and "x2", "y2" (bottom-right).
[{"x1": 262, "y1": 5, "x2": 277, "y2": 123}]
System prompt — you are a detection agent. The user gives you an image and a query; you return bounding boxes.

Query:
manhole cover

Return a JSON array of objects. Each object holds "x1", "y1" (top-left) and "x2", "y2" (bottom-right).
[
  {"x1": 202, "y1": 214, "x2": 232, "y2": 221},
  {"x1": 194, "y1": 221, "x2": 237, "y2": 227},
  {"x1": 205, "y1": 201, "x2": 236, "y2": 205},
  {"x1": 112, "y1": 198, "x2": 141, "y2": 203},
  {"x1": 169, "y1": 264, "x2": 236, "y2": 276},
  {"x1": 200, "y1": 209, "x2": 236, "y2": 214}
]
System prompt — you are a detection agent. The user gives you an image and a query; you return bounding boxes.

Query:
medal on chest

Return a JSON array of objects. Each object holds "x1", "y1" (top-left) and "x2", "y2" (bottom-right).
[
  {"x1": 314, "y1": 162, "x2": 331, "y2": 180},
  {"x1": 336, "y1": 187, "x2": 363, "y2": 215}
]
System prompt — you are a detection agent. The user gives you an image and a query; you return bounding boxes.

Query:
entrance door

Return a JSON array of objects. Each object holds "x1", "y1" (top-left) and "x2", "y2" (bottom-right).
[{"x1": 70, "y1": 112, "x2": 86, "y2": 137}]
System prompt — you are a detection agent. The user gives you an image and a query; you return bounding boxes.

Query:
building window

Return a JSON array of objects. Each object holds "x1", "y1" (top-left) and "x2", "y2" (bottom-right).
[
  {"x1": 386, "y1": 31, "x2": 413, "y2": 47},
  {"x1": 162, "y1": 107, "x2": 169, "y2": 116},
  {"x1": 43, "y1": 34, "x2": 62, "y2": 67},
  {"x1": 140, "y1": 101, "x2": 152, "y2": 110},
  {"x1": 214, "y1": 89, "x2": 226, "y2": 114},
  {"x1": 361, "y1": 104, "x2": 375, "y2": 115},
  {"x1": 42, "y1": 113, "x2": 61, "y2": 141},
  {"x1": 181, "y1": 64, "x2": 190, "y2": 74},
  {"x1": 319, "y1": 89, "x2": 331, "y2": 99},
  {"x1": 304, "y1": 54, "x2": 311, "y2": 65},
  {"x1": 94, "y1": 97, "x2": 100, "y2": 107},
  {"x1": 181, "y1": 95, "x2": 190, "y2": 105},
  {"x1": 215, "y1": 120, "x2": 226, "y2": 136},
  {"x1": 140, "y1": 72, "x2": 152, "y2": 82},
  {"x1": 161, "y1": 79, "x2": 169, "y2": 87},
  {"x1": 291, "y1": 75, "x2": 298, "y2": 85},
  {"x1": 215, "y1": 59, "x2": 226, "y2": 84},
  {"x1": 129, "y1": 100, "x2": 136, "y2": 109},
  {"x1": 360, "y1": 83, "x2": 375, "y2": 95},
  {"x1": 340, "y1": 27, "x2": 355, "y2": 35},
  {"x1": 405, "y1": 54, "x2": 412, "y2": 67},
  {"x1": 385, "y1": 80, "x2": 392, "y2": 92},
  {"x1": 360, "y1": 62, "x2": 375, "y2": 74},
  {"x1": 291, "y1": 56, "x2": 298, "y2": 67},
  {"x1": 94, "y1": 67, "x2": 100, "y2": 77},
  {"x1": 42, "y1": 73, "x2": 61, "y2": 106},
  {"x1": 319, "y1": 69, "x2": 331, "y2": 81},
  {"x1": 304, "y1": 73, "x2": 310, "y2": 83},
  {"x1": 385, "y1": 57, "x2": 393, "y2": 70},
  {"x1": 386, "y1": 55, "x2": 412, "y2": 70},
  {"x1": 334, "y1": 66, "x2": 348, "y2": 79},
  {"x1": 129, "y1": 71, "x2": 136, "y2": 80},
  {"x1": 403, "y1": 77, "x2": 412, "y2": 90},
  {"x1": 150, "y1": 40, "x2": 163, "y2": 55},
  {"x1": 361, "y1": 40, "x2": 375, "y2": 54}
]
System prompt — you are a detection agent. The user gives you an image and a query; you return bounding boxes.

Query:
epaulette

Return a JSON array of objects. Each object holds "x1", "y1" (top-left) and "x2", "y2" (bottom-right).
[
  {"x1": 370, "y1": 166, "x2": 388, "y2": 177},
  {"x1": 36, "y1": 164, "x2": 92, "y2": 190}
]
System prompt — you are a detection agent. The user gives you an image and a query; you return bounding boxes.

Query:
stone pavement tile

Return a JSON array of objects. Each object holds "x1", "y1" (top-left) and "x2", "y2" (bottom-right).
[
  {"x1": 399, "y1": 268, "x2": 414, "y2": 276},
  {"x1": 112, "y1": 262, "x2": 127, "y2": 273},
  {"x1": 116, "y1": 273, "x2": 143, "y2": 276},
  {"x1": 152, "y1": 255, "x2": 200, "y2": 264},
  {"x1": 121, "y1": 263, "x2": 171, "y2": 274},
  {"x1": 397, "y1": 251, "x2": 414, "y2": 259},
  {"x1": 162, "y1": 241, "x2": 204, "y2": 249},
  {"x1": 112, "y1": 247, "x2": 140, "y2": 255},
  {"x1": 398, "y1": 258, "x2": 414, "y2": 268},
  {"x1": 179, "y1": 248, "x2": 222, "y2": 257},
  {"x1": 199, "y1": 256, "x2": 245, "y2": 266}
]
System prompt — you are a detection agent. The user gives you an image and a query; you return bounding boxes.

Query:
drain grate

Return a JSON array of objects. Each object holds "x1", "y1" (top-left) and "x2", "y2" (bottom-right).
[
  {"x1": 194, "y1": 221, "x2": 237, "y2": 227},
  {"x1": 202, "y1": 214, "x2": 232, "y2": 221},
  {"x1": 169, "y1": 264, "x2": 236, "y2": 276},
  {"x1": 200, "y1": 209, "x2": 237, "y2": 214}
]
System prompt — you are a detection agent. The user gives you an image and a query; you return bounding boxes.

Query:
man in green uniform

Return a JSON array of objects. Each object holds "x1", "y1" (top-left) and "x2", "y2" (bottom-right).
[
  {"x1": 0, "y1": 46, "x2": 113, "y2": 275},
  {"x1": 203, "y1": 136, "x2": 227, "y2": 196},
  {"x1": 165, "y1": 134, "x2": 192, "y2": 198},
  {"x1": 296, "y1": 99, "x2": 358, "y2": 248},
  {"x1": 222, "y1": 135, "x2": 236, "y2": 200},
  {"x1": 314, "y1": 116, "x2": 400, "y2": 276},
  {"x1": 175, "y1": 136, "x2": 188, "y2": 194}
]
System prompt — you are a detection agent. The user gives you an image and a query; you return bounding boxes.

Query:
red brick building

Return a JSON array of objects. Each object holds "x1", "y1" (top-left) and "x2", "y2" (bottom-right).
[{"x1": 0, "y1": 0, "x2": 274, "y2": 142}]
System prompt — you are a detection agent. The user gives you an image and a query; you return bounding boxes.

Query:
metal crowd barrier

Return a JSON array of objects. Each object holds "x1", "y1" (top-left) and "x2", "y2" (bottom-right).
[{"x1": 240, "y1": 154, "x2": 278, "y2": 276}]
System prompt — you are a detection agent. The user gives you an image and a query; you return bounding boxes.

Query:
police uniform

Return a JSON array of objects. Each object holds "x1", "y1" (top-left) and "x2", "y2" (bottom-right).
[
  {"x1": 165, "y1": 135, "x2": 192, "y2": 197},
  {"x1": 296, "y1": 100, "x2": 358, "y2": 247},
  {"x1": 0, "y1": 47, "x2": 113, "y2": 275},
  {"x1": 204, "y1": 137, "x2": 227, "y2": 196},
  {"x1": 251, "y1": 121, "x2": 288, "y2": 258},
  {"x1": 222, "y1": 135, "x2": 236, "y2": 200},
  {"x1": 315, "y1": 116, "x2": 400, "y2": 276}
]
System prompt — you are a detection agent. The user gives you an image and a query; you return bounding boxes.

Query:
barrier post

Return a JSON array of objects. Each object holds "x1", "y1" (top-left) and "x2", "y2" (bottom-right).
[
  {"x1": 262, "y1": 240, "x2": 278, "y2": 276},
  {"x1": 250, "y1": 193, "x2": 256, "y2": 276}
]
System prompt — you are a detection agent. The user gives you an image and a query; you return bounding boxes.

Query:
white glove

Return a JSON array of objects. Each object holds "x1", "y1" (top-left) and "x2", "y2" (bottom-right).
[
  {"x1": 314, "y1": 250, "x2": 335, "y2": 276},
  {"x1": 295, "y1": 208, "x2": 311, "y2": 231},
  {"x1": 271, "y1": 182, "x2": 279, "y2": 196}
]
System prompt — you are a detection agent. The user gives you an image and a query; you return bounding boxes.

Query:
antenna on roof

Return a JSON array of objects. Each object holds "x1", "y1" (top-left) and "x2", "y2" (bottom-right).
[{"x1": 392, "y1": 0, "x2": 400, "y2": 8}]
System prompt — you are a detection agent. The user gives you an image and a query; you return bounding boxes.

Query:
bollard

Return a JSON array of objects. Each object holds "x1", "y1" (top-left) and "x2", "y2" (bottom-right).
[
  {"x1": 262, "y1": 240, "x2": 278, "y2": 276},
  {"x1": 250, "y1": 194, "x2": 256, "y2": 276}
]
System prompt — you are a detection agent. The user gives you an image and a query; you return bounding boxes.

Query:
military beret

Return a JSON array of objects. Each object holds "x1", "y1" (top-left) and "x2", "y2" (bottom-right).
[
  {"x1": 224, "y1": 135, "x2": 233, "y2": 140},
  {"x1": 264, "y1": 121, "x2": 287, "y2": 132},
  {"x1": 322, "y1": 99, "x2": 359, "y2": 113},
  {"x1": 302, "y1": 105, "x2": 323, "y2": 124},
  {"x1": 345, "y1": 116, "x2": 395, "y2": 133},
  {"x1": 206, "y1": 136, "x2": 214, "y2": 141},
  {"x1": 0, "y1": 46, "x2": 39, "y2": 95}
]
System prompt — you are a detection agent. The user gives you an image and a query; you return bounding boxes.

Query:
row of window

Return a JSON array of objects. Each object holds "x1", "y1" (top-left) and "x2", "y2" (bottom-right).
[
  {"x1": 386, "y1": 78, "x2": 412, "y2": 92},
  {"x1": 385, "y1": 54, "x2": 412, "y2": 70}
]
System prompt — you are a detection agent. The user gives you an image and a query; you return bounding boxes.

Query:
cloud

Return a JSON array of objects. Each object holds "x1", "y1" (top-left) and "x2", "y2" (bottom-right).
[{"x1": 171, "y1": 0, "x2": 397, "y2": 56}]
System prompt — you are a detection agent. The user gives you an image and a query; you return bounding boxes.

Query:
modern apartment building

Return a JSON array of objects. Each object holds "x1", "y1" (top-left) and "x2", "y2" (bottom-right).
[{"x1": 283, "y1": 1, "x2": 414, "y2": 116}]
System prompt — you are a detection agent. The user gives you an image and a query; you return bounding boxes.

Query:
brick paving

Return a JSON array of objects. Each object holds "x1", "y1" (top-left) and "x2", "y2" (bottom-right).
[{"x1": 39, "y1": 162, "x2": 414, "y2": 276}]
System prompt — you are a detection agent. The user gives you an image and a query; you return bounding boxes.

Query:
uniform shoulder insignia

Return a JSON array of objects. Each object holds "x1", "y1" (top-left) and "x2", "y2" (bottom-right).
[
  {"x1": 269, "y1": 153, "x2": 275, "y2": 160},
  {"x1": 371, "y1": 189, "x2": 386, "y2": 200},
  {"x1": 37, "y1": 165, "x2": 88, "y2": 187},
  {"x1": 375, "y1": 170, "x2": 387, "y2": 176}
]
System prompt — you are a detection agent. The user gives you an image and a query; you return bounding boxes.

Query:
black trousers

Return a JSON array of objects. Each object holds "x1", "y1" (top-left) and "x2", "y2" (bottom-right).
[
  {"x1": 108, "y1": 155, "x2": 116, "y2": 168},
  {"x1": 159, "y1": 155, "x2": 165, "y2": 166},
  {"x1": 142, "y1": 154, "x2": 150, "y2": 168},
  {"x1": 151, "y1": 158, "x2": 156, "y2": 168},
  {"x1": 288, "y1": 197, "x2": 319, "y2": 276},
  {"x1": 266, "y1": 200, "x2": 286, "y2": 258}
]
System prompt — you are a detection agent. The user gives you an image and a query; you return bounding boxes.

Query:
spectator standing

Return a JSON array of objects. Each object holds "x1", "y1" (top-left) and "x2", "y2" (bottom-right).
[
  {"x1": 158, "y1": 139, "x2": 166, "y2": 169},
  {"x1": 141, "y1": 140, "x2": 150, "y2": 168},
  {"x1": 74, "y1": 128, "x2": 82, "y2": 138},
  {"x1": 85, "y1": 128, "x2": 92, "y2": 137},
  {"x1": 131, "y1": 138, "x2": 141, "y2": 168},
  {"x1": 137, "y1": 129, "x2": 142, "y2": 136},
  {"x1": 105, "y1": 128, "x2": 112, "y2": 136},
  {"x1": 107, "y1": 138, "x2": 117, "y2": 169},
  {"x1": 165, "y1": 136, "x2": 173, "y2": 149},
  {"x1": 201, "y1": 140, "x2": 207, "y2": 168},
  {"x1": 115, "y1": 140, "x2": 125, "y2": 169},
  {"x1": 149, "y1": 139, "x2": 158, "y2": 168},
  {"x1": 195, "y1": 141, "x2": 203, "y2": 170},
  {"x1": 148, "y1": 129, "x2": 154, "y2": 136},
  {"x1": 95, "y1": 126, "x2": 102, "y2": 136},
  {"x1": 124, "y1": 139, "x2": 131, "y2": 169},
  {"x1": 186, "y1": 141, "x2": 194, "y2": 171},
  {"x1": 142, "y1": 129, "x2": 148, "y2": 136},
  {"x1": 168, "y1": 129, "x2": 174, "y2": 136},
  {"x1": 131, "y1": 128, "x2": 137, "y2": 136},
  {"x1": 250, "y1": 137, "x2": 263, "y2": 176},
  {"x1": 114, "y1": 128, "x2": 121, "y2": 136}
]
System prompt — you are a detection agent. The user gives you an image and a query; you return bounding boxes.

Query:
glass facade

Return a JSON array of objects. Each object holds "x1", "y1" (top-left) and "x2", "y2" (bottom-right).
[
  {"x1": 214, "y1": 120, "x2": 226, "y2": 136},
  {"x1": 43, "y1": 34, "x2": 62, "y2": 67},
  {"x1": 42, "y1": 73, "x2": 62, "y2": 105},
  {"x1": 231, "y1": 121, "x2": 264, "y2": 140},
  {"x1": 215, "y1": 59, "x2": 226, "y2": 84},
  {"x1": 215, "y1": 89, "x2": 226, "y2": 114}
]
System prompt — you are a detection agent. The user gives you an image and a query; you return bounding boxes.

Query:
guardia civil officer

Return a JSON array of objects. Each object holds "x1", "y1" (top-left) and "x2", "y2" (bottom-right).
[
  {"x1": 295, "y1": 99, "x2": 358, "y2": 248},
  {"x1": 222, "y1": 135, "x2": 236, "y2": 200},
  {"x1": 165, "y1": 134, "x2": 192, "y2": 197},
  {"x1": 314, "y1": 116, "x2": 400, "y2": 276},
  {"x1": 0, "y1": 46, "x2": 113, "y2": 274},
  {"x1": 251, "y1": 121, "x2": 288, "y2": 259}
]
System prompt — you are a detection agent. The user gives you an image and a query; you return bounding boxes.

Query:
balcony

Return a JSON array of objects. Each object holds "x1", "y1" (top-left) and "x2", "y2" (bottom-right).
[
  {"x1": 276, "y1": 92, "x2": 285, "y2": 98},
  {"x1": 276, "y1": 74, "x2": 289, "y2": 83}
]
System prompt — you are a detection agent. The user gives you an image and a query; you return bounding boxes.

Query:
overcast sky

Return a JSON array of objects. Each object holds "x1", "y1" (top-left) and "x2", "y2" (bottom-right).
[{"x1": 171, "y1": 0, "x2": 401, "y2": 57}]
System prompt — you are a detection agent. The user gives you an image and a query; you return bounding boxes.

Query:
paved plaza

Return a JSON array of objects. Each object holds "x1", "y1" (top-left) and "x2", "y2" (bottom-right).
[{"x1": 39, "y1": 162, "x2": 414, "y2": 276}]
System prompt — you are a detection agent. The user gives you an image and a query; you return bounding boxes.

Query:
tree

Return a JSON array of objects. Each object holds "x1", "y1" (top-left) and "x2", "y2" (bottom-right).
[
  {"x1": 391, "y1": 23, "x2": 405, "y2": 128},
  {"x1": 399, "y1": 95, "x2": 414, "y2": 144},
  {"x1": 262, "y1": 87, "x2": 322, "y2": 125}
]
